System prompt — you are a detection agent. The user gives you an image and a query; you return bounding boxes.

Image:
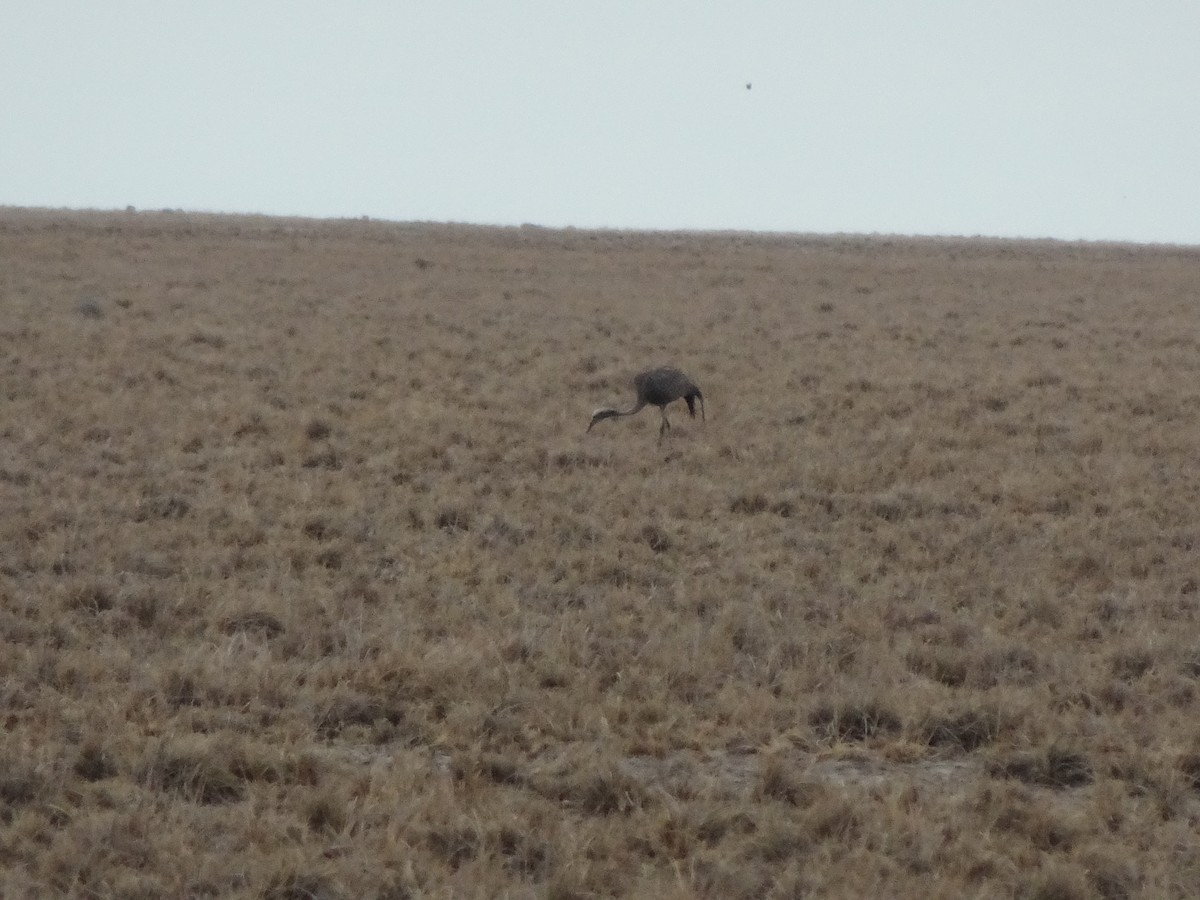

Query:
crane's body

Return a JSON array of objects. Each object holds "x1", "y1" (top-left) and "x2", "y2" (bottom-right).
[{"x1": 587, "y1": 366, "x2": 705, "y2": 440}]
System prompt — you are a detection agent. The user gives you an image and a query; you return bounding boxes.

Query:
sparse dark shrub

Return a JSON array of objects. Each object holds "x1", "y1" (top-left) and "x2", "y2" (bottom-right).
[
  {"x1": 537, "y1": 768, "x2": 648, "y2": 816},
  {"x1": 66, "y1": 581, "x2": 115, "y2": 614},
  {"x1": 254, "y1": 451, "x2": 282, "y2": 472},
  {"x1": 977, "y1": 644, "x2": 1040, "y2": 686},
  {"x1": 315, "y1": 548, "x2": 343, "y2": 570},
  {"x1": 756, "y1": 756, "x2": 821, "y2": 806},
  {"x1": 870, "y1": 496, "x2": 913, "y2": 521},
  {"x1": 640, "y1": 524, "x2": 671, "y2": 553},
  {"x1": 302, "y1": 518, "x2": 337, "y2": 541},
  {"x1": 1111, "y1": 649, "x2": 1153, "y2": 681},
  {"x1": 1178, "y1": 752, "x2": 1200, "y2": 791},
  {"x1": 596, "y1": 563, "x2": 638, "y2": 587},
  {"x1": 126, "y1": 592, "x2": 160, "y2": 628},
  {"x1": 744, "y1": 822, "x2": 814, "y2": 863},
  {"x1": 435, "y1": 507, "x2": 471, "y2": 533},
  {"x1": 907, "y1": 648, "x2": 968, "y2": 687},
  {"x1": 1025, "y1": 371, "x2": 1062, "y2": 388},
  {"x1": 697, "y1": 811, "x2": 757, "y2": 846},
  {"x1": 233, "y1": 414, "x2": 270, "y2": 438},
  {"x1": 220, "y1": 611, "x2": 284, "y2": 639},
  {"x1": 809, "y1": 700, "x2": 902, "y2": 742},
  {"x1": 1043, "y1": 747, "x2": 1094, "y2": 788},
  {"x1": 134, "y1": 494, "x2": 190, "y2": 521},
  {"x1": 495, "y1": 826, "x2": 550, "y2": 877},
  {"x1": 0, "y1": 468, "x2": 30, "y2": 486},
  {"x1": 305, "y1": 419, "x2": 331, "y2": 440},
  {"x1": 314, "y1": 695, "x2": 408, "y2": 741},
  {"x1": 301, "y1": 449, "x2": 342, "y2": 470},
  {"x1": 1181, "y1": 649, "x2": 1200, "y2": 677},
  {"x1": 1084, "y1": 853, "x2": 1142, "y2": 900},
  {"x1": 479, "y1": 516, "x2": 530, "y2": 548},
  {"x1": 553, "y1": 450, "x2": 604, "y2": 470},
  {"x1": 990, "y1": 746, "x2": 1093, "y2": 789},
  {"x1": 576, "y1": 773, "x2": 641, "y2": 814},
  {"x1": 1093, "y1": 595, "x2": 1128, "y2": 623},
  {"x1": 142, "y1": 744, "x2": 245, "y2": 804},
  {"x1": 0, "y1": 767, "x2": 43, "y2": 823},
  {"x1": 476, "y1": 755, "x2": 525, "y2": 786},
  {"x1": 691, "y1": 857, "x2": 773, "y2": 900},
  {"x1": 987, "y1": 782, "x2": 1081, "y2": 850},
  {"x1": 225, "y1": 745, "x2": 294, "y2": 786},
  {"x1": 730, "y1": 493, "x2": 769, "y2": 515},
  {"x1": 339, "y1": 575, "x2": 381, "y2": 606},
  {"x1": 375, "y1": 875, "x2": 418, "y2": 900},
  {"x1": 919, "y1": 708, "x2": 1004, "y2": 751},
  {"x1": 262, "y1": 872, "x2": 342, "y2": 900},
  {"x1": 163, "y1": 670, "x2": 205, "y2": 708},
  {"x1": 989, "y1": 752, "x2": 1038, "y2": 785},
  {"x1": 160, "y1": 495, "x2": 191, "y2": 518},
  {"x1": 305, "y1": 792, "x2": 347, "y2": 834},
  {"x1": 75, "y1": 740, "x2": 118, "y2": 781},
  {"x1": 730, "y1": 622, "x2": 768, "y2": 655},
  {"x1": 802, "y1": 796, "x2": 863, "y2": 843},
  {"x1": 1022, "y1": 863, "x2": 1090, "y2": 900},
  {"x1": 189, "y1": 331, "x2": 226, "y2": 348},
  {"x1": 425, "y1": 826, "x2": 480, "y2": 869}
]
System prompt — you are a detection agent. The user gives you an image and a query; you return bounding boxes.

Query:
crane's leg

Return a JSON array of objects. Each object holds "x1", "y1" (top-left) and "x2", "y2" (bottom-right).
[{"x1": 659, "y1": 410, "x2": 670, "y2": 442}]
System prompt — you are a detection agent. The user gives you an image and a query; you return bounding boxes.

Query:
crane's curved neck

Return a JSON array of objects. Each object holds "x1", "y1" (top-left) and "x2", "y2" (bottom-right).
[{"x1": 588, "y1": 399, "x2": 646, "y2": 430}]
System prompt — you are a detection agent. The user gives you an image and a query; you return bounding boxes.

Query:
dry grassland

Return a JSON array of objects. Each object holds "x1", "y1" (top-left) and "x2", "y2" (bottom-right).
[{"x1": 3, "y1": 208, "x2": 1200, "y2": 898}]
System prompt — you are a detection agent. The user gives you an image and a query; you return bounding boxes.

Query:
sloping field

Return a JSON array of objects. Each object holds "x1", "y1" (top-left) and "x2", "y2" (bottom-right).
[{"x1": 2, "y1": 208, "x2": 1200, "y2": 898}]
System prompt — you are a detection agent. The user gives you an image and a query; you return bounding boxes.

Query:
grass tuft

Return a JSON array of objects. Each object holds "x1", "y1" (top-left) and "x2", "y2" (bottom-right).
[{"x1": 810, "y1": 700, "x2": 903, "y2": 742}]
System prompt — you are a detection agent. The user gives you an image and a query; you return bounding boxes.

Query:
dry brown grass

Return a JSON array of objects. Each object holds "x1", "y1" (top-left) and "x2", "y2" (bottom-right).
[{"x1": 3, "y1": 207, "x2": 1200, "y2": 897}]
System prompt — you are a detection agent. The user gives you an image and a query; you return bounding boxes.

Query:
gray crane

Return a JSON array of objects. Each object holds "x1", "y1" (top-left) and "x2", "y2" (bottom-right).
[{"x1": 587, "y1": 366, "x2": 705, "y2": 440}]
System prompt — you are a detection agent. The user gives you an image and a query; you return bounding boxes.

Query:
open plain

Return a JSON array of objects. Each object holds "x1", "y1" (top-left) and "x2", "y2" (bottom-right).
[{"x1": 2, "y1": 208, "x2": 1200, "y2": 898}]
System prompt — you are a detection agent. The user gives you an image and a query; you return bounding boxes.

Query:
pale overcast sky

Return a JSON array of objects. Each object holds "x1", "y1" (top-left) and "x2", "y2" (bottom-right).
[{"x1": 4, "y1": 3, "x2": 1199, "y2": 244}]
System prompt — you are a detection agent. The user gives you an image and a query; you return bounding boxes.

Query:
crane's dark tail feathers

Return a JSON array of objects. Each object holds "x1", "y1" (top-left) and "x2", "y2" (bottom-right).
[{"x1": 685, "y1": 390, "x2": 705, "y2": 421}]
